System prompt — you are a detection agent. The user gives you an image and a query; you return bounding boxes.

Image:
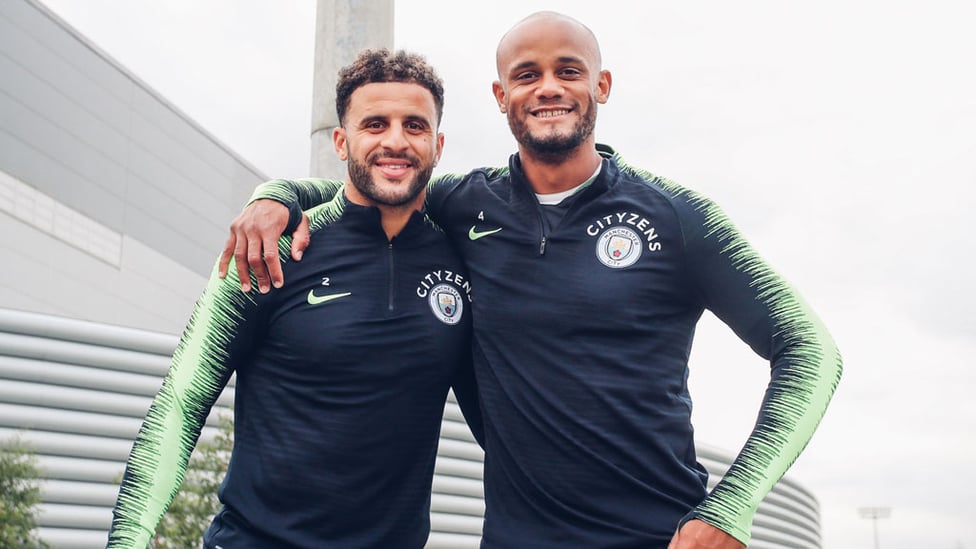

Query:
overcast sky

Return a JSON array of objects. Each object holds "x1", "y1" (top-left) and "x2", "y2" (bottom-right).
[{"x1": 36, "y1": 1, "x2": 976, "y2": 547}]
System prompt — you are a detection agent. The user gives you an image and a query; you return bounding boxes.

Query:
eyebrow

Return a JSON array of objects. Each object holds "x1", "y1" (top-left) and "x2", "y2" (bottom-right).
[{"x1": 403, "y1": 114, "x2": 434, "y2": 126}]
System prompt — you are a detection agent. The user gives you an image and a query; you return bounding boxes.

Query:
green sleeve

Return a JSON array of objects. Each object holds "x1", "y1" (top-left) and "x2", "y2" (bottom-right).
[
  {"x1": 677, "y1": 191, "x2": 843, "y2": 544},
  {"x1": 684, "y1": 295, "x2": 842, "y2": 544},
  {"x1": 106, "y1": 263, "x2": 262, "y2": 548},
  {"x1": 248, "y1": 175, "x2": 464, "y2": 231},
  {"x1": 613, "y1": 149, "x2": 843, "y2": 545},
  {"x1": 247, "y1": 177, "x2": 344, "y2": 210}
]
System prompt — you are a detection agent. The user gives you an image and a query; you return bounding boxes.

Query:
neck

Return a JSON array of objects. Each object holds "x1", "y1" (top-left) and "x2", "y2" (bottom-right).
[
  {"x1": 343, "y1": 187, "x2": 424, "y2": 240},
  {"x1": 377, "y1": 204, "x2": 419, "y2": 240},
  {"x1": 518, "y1": 140, "x2": 603, "y2": 195}
]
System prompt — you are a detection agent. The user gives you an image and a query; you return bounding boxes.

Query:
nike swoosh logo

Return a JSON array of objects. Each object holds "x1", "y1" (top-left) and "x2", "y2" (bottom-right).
[
  {"x1": 307, "y1": 290, "x2": 351, "y2": 305},
  {"x1": 468, "y1": 226, "x2": 502, "y2": 240}
]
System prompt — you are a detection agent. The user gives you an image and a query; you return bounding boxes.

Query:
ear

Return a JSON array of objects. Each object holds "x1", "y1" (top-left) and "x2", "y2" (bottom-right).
[
  {"x1": 492, "y1": 80, "x2": 507, "y2": 113},
  {"x1": 332, "y1": 127, "x2": 347, "y2": 161},
  {"x1": 596, "y1": 69, "x2": 612, "y2": 104},
  {"x1": 434, "y1": 131, "x2": 445, "y2": 166}
]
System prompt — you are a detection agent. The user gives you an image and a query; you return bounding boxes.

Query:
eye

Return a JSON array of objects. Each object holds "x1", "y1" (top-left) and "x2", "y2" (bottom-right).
[
  {"x1": 514, "y1": 71, "x2": 539, "y2": 81},
  {"x1": 559, "y1": 67, "x2": 584, "y2": 79},
  {"x1": 405, "y1": 120, "x2": 427, "y2": 132},
  {"x1": 365, "y1": 120, "x2": 385, "y2": 131}
]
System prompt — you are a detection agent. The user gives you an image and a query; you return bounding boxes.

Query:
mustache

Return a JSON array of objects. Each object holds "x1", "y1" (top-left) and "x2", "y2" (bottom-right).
[{"x1": 367, "y1": 151, "x2": 417, "y2": 164}]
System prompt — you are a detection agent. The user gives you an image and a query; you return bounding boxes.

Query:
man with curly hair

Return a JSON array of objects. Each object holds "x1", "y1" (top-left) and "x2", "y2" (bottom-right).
[{"x1": 107, "y1": 49, "x2": 482, "y2": 549}]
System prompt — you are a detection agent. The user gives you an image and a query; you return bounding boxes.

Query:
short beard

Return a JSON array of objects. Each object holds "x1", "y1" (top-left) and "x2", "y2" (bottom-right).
[
  {"x1": 508, "y1": 97, "x2": 597, "y2": 165},
  {"x1": 347, "y1": 152, "x2": 432, "y2": 207}
]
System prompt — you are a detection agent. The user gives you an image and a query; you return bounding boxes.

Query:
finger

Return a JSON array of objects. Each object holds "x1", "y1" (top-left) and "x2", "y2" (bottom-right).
[
  {"x1": 233, "y1": 229, "x2": 251, "y2": 292},
  {"x1": 246, "y1": 231, "x2": 271, "y2": 294},
  {"x1": 218, "y1": 231, "x2": 237, "y2": 278},
  {"x1": 264, "y1": 236, "x2": 284, "y2": 289},
  {"x1": 292, "y1": 214, "x2": 311, "y2": 261}
]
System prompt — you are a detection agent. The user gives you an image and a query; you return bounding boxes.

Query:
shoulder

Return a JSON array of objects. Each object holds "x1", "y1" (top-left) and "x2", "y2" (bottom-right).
[
  {"x1": 601, "y1": 145, "x2": 745, "y2": 248},
  {"x1": 304, "y1": 192, "x2": 347, "y2": 233},
  {"x1": 425, "y1": 166, "x2": 511, "y2": 210},
  {"x1": 604, "y1": 145, "x2": 722, "y2": 219},
  {"x1": 430, "y1": 166, "x2": 509, "y2": 189}
]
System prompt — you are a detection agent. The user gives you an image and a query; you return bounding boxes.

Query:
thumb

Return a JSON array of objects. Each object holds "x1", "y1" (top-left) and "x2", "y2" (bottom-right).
[
  {"x1": 292, "y1": 214, "x2": 311, "y2": 261},
  {"x1": 668, "y1": 526, "x2": 683, "y2": 549}
]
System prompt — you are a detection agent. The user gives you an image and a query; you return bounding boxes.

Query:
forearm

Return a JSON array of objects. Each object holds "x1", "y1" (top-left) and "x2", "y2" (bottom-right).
[
  {"x1": 108, "y1": 268, "x2": 252, "y2": 547},
  {"x1": 247, "y1": 178, "x2": 343, "y2": 211},
  {"x1": 107, "y1": 379, "x2": 200, "y2": 548},
  {"x1": 675, "y1": 189, "x2": 844, "y2": 543}
]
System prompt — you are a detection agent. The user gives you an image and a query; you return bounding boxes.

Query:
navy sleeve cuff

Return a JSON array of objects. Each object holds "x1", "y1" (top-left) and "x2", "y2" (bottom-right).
[{"x1": 285, "y1": 202, "x2": 303, "y2": 234}]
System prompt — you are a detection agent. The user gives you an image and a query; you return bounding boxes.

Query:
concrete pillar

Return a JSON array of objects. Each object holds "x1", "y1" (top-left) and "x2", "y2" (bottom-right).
[{"x1": 310, "y1": 0, "x2": 395, "y2": 178}]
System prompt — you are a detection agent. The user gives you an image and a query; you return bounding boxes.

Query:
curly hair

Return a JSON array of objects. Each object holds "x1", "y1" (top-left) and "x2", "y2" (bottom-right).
[{"x1": 335, "y1": 48, "x2": 444, "y2": 127}]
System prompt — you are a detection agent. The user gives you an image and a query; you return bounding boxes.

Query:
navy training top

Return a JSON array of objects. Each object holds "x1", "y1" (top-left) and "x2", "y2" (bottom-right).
[{"x1": 108, "y1": 191, "x2": 482, "y2": 549}]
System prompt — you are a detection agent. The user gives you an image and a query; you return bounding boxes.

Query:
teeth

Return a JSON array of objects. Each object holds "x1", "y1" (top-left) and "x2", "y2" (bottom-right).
[{"x1": 536, "y1": 110, "x2": 569, "y2": 118}]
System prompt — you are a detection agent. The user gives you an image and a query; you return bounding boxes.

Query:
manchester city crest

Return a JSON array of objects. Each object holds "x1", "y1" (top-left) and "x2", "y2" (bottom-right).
[
  {"x1": 428, "y1": 283, "x2": 464, "y2": 325},
  {"x1": 596, "y1": 227, "x2": 642, "y2": 268}
]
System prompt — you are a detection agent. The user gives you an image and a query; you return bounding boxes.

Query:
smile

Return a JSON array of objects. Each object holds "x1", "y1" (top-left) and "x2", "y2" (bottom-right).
[{"x1": 533, "y1": 109, "x2": 570, "y2": 118}]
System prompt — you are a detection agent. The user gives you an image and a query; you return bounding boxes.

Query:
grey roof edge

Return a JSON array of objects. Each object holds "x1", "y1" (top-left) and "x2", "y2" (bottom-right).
[{"x1": 25, "y1": 0, "x2": 271, "y2": 181}]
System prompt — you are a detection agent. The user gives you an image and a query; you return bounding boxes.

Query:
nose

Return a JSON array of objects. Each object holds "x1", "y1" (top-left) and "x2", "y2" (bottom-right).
[
  {"x1": 380, "y1": 123, "x2": 410, "y2": 150},
  {"x1": 535, "y1": 71, "x2": 564, "y2": 98}
]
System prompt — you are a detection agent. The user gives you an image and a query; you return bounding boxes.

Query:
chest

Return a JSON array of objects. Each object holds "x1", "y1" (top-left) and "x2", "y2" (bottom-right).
[
  {"x1": 250, "y1": 237, "x2": 473, "y2": 382},
  {"x1": 454, "y1": 195, "x2": 693, "y2": 322}
]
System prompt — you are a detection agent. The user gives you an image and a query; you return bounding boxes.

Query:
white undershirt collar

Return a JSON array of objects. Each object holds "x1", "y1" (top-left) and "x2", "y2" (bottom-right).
[{"x1": 535, "y1": 163, "x2": 603, "y2": 205}]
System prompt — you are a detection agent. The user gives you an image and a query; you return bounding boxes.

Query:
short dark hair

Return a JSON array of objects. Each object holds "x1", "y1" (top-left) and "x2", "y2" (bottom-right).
[{"x1": 335, "y1": 48, "x2": 444, "y2": 127}]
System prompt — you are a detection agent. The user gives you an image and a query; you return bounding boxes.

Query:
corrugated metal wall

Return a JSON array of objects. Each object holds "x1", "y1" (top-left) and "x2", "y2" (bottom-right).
[
  {"x1": 0, "y1": 307, "x2": 485, "y2": 548},
  {"x1": 1, "y1": 307, "x2": 821, "y2": 548}
]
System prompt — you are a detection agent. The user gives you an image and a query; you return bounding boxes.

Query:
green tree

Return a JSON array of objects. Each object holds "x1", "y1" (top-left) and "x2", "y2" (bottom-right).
[
  {"x1": 149, "y1": 415, "x2": 233, "y2": 549},
  {"x1": 0, "y1": 435, "x2": 49, "y2": 549}
]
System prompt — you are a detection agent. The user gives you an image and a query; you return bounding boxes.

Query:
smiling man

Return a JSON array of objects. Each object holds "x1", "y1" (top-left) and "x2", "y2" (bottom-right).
[
  {"x1": 106, "y1": 49, "x2": 482, "y2": 549},
  {"x1": 220, "y1": 11, "x2": 842, "y2": 549}
]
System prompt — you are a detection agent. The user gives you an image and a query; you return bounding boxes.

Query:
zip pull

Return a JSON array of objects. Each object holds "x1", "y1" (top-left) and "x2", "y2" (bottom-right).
[{"x1": 539, "y1": 236, "x2": 547, "y2": 255}]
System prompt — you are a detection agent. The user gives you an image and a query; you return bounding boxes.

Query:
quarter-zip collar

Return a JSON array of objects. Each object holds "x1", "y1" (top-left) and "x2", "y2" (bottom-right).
[
  {"x1": 506, "y1": 145, "x2": 620, "y2": 256},
  {"x1": 336, "y1": 193, "x2": 432, "y2": 247},
  {"x1": 507, "y1": 144, "x2": 619, "y2": 210}
]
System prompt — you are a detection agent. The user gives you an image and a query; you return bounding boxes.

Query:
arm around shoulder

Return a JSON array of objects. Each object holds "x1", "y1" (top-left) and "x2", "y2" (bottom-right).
[
  {"x1": 248, "y1": 177, "x2": 344, "y2": 213},
  {"x1": 220, "y1": 178, "x2": 344, "y2": 291}
]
